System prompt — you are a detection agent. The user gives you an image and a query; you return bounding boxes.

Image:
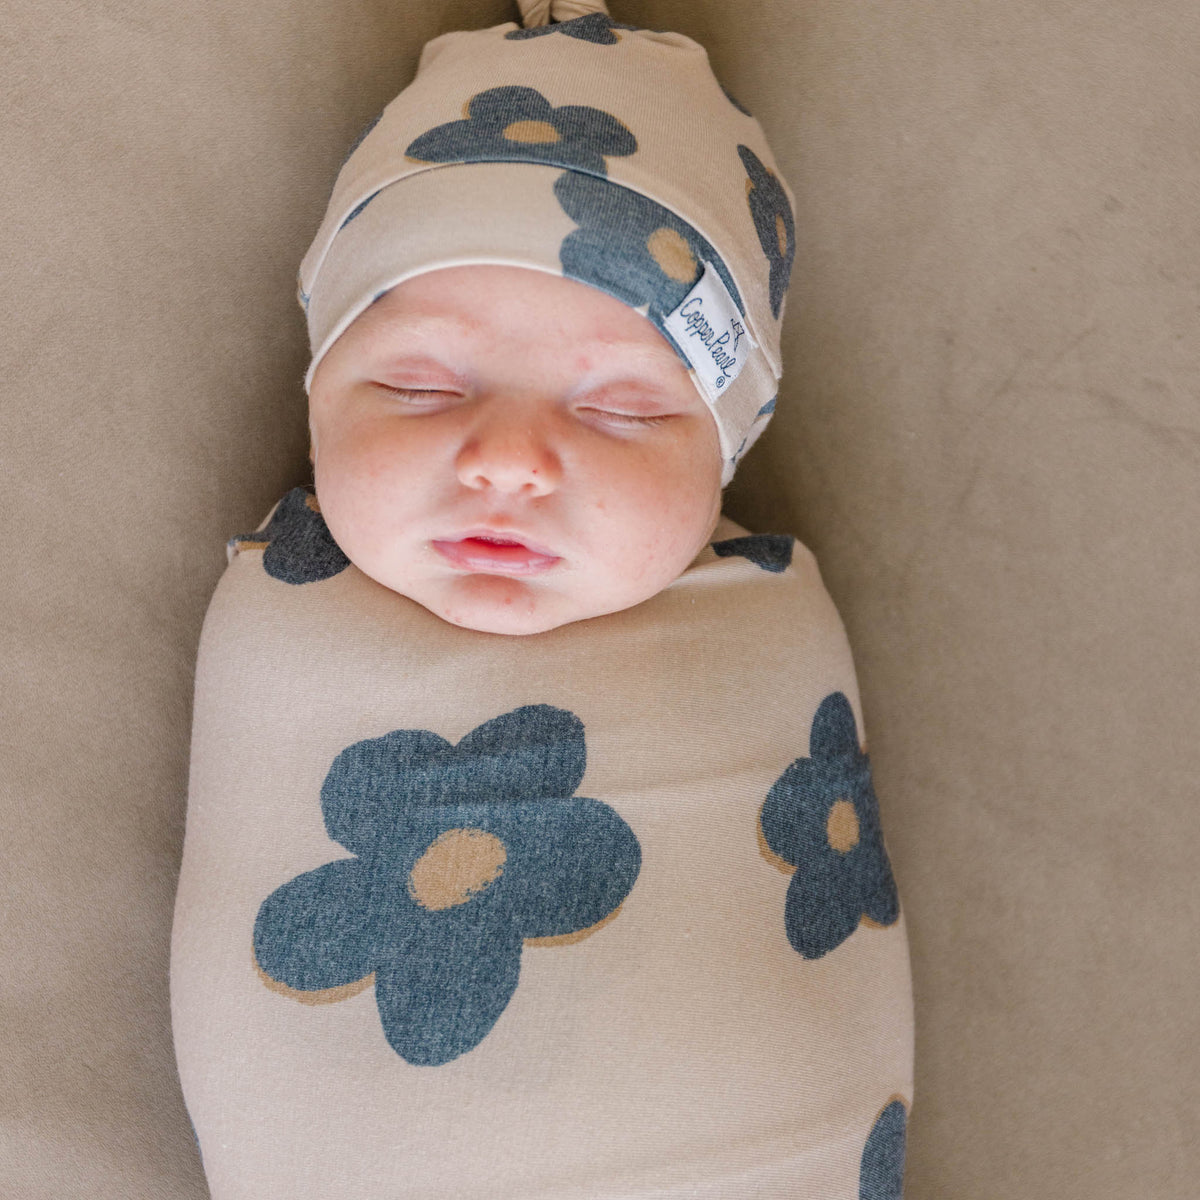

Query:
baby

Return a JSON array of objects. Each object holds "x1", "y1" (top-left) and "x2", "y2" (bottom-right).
[
  {"x1": 308, "y1": 261, "x2": 725, "y2": 637},
  {"x1": 171, "y1": 4, "x2": 914, "y2": 1198}
]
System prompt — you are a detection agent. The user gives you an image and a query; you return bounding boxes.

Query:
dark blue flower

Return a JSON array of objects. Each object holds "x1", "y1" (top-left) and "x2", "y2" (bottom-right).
[
  {"x1": 405, "y1": 85, "x2": 636, "y2": 177},
  {"x1": 253, "y1": 705, "x2": 642, "y2": 1066},
  {"x1": 555, "y1": 172, "x2": 744, "y2": 364},
  {"x1": 860, "y1": 1099, "x2": 908, "y2": 1199},
  {"x1": 712, "y1": 532, "x2": 793, "y2": 573},
  {"x1": 759, "y1": 692, "x2": 899, "y2": 958},
  {"x1": 504, "y1": 13, "x2": 639, "y2": 44},
  {"x1": 227, "y1": 487, "x2": 349, "y2": 585},
  {"x1": 738, "y1": 144, "x2": 795, "y2": 318},
  {"x1": 338, "y1": 187, "x2": 382, "y2": 230}
]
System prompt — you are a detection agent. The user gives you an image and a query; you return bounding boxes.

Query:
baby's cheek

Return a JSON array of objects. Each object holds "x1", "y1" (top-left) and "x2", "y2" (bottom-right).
[
  {"x1": 313, "y1": 461, "x2": 377, "y2": 567},
  {"x1": 646, "y1": 454, "x2": 720, "y2": 537},
  {"x1": 318, "y1": 418, "x2": 404, "y2": 522},
  {"x1": 605, "y1": 503, "x2": 704, "y2": 594}
]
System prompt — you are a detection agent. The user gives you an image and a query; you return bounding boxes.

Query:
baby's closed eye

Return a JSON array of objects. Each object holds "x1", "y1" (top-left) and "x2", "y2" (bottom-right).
[
  {"x1": 577, "y1": 406, "x2": 672, "y2": 426},
  {"x1": 376, "y1": 383, "x2": 674, "y2": 427},
  {"x1": 378, "y1": 385, "x2": 461, "y2": 402}
]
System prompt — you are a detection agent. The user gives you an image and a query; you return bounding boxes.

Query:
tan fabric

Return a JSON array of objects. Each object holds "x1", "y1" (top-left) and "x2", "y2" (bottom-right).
[
  {"x1": 6, "y1": 1, "x2": 1200, "y2": 1198},
  {"x1": 171, "y1": 495, "x2": 912, "y2": 1198}
]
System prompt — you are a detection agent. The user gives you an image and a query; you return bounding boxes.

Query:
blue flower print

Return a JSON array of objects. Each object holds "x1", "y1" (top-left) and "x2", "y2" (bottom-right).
[
  {"x1": 860, "y1": 1098, "x2": 909, "y2": 1199},
  {"x1": 338, "y1": 187, "x2": 382, "y2": 230},
  {"x1": 504, "y1": 13, "x2": 639, "y2": 43},
  {"x1": 327, "y1": 113, "x2": 387, "y2": 230},
  {"x1": 712, "y1": 532, "x2": 793, "y2": 573},
  {"x1": 758, "y1": 692, "x2": 899, "y2": 959},
  {"x1": 228, "y1": 487, "x2": 349, "y2": 585},
  {"x1": 738, "y1": 144, "x2": 795, "y2": 318},
  {"x1": 405, "y1": 85, "x2": 636, "y2": 177},
  {"x1": 555, "y1": 172, "x2": 744, "y2": 362},
  {"x1": 253, "y1": 705, "x2": 642, "y2": 1066}
]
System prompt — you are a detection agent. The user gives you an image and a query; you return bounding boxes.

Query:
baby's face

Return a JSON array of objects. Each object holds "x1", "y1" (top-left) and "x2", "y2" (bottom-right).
[{"x1": 308, "y1": 264, "x2": 723, "y2": 636}]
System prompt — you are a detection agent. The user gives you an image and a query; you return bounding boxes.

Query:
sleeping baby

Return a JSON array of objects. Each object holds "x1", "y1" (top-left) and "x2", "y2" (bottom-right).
[{"x1": 170, "y1": 3, "x2": 914, "y2": 1198}]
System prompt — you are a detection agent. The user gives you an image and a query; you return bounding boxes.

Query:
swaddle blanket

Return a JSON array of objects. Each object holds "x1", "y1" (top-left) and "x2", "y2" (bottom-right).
[{"x1": 171, "y1": 487, "x2": 914, "y2": 1200}]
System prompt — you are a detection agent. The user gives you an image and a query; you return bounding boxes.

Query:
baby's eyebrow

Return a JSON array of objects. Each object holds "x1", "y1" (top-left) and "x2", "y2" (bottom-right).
[
  {"x1": 575, "y1": 377, "x2": 677, "y2": 406},
  {"x1": 375, "y1": 319, "x2": 677, "y2": 366},
  {"x1": 584, "y1": 338, "x2": 682, "y2": 367},
  {"x1": 367, "y1": 316, "x2": 689, "y2": 395},
  {"x1": 370, "y1": 314, "x2": 486, "y2": 347}
]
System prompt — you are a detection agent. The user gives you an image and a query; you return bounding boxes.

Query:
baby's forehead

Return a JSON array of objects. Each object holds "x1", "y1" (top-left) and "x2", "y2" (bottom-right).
[{"x1": 352, "y1": 266, "x2": 695, "y2": 386}]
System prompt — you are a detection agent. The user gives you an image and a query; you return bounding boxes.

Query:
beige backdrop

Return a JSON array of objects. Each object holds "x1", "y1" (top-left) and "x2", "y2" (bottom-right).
[{"x1": 3, "y1": 1, "x2": 1197, "y2": 1197}]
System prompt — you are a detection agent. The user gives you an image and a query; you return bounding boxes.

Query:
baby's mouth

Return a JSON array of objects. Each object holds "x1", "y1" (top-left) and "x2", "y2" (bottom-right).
[
  {"x1": 432, "y1": 531, "x2": 561, "y2": 575},
  {"x1": 472, "y1": 534, "x2": 521, "y2": 546}
]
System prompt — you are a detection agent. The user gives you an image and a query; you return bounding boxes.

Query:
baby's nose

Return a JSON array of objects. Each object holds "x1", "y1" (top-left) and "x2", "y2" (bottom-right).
[{"x1": 455, "y1": 407, "x2": 562, "y2": 497}]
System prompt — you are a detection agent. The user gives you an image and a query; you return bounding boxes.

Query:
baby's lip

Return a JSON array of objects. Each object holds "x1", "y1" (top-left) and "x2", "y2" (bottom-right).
[
  {"x1": 447, "y1": 527, "x2": 558, "y2": 557},
  {"x1": 432, "y1": 528, "x2": 562, "y2": 574}
]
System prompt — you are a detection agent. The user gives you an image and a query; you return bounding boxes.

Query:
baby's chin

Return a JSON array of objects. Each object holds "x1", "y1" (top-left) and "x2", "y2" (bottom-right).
[{"x1": 392, "y1": 572, "x2": 629, "y2": 637}]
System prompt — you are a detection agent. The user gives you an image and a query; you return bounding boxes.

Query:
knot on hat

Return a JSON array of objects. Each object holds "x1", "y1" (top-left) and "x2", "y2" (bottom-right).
[{"x1": 517, "y1": 0, "x2": 609, "y2": 27}]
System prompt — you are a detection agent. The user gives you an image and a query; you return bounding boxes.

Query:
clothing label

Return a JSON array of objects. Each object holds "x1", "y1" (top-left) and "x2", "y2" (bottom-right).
[{"x1": 663, "y1": 263, "x2": 755, "y2": 401}]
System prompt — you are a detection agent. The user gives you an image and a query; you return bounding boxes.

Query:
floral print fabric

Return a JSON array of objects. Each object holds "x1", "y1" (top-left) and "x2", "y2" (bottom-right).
[
  {"x1": 859, "y1": 1099, "x2": 908, "y2": 1199},
  {"x1": 712, "y1": 531, "x2": 794, "y2": 573},
  {"x1": 175, "y1": 495, "x2": 913, "y2": 1195},
  {"x1": 400, "y1": 86, "x2": 748, "y2": 353},
  {"x1": 228, "y1": 487, "x2": 348, "y2": 584},
  {"x1": 555, "y1": 172, "x2": 744, "y2": 360},
  {"x1": 253, "y1": 705, "x2": 642, "y2": 1066},
  {"x1": 759, "y1": 691, "x2": 900, "y2": 959},
  {"x1": 406, "y1": 85, "x2": 636, "y2": 177},
  {"x1": 738, "y1": 144, "x2": 795, "y2": 318}
]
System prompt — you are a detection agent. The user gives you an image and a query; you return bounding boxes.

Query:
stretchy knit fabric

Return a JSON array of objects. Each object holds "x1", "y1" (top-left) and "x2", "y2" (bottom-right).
[{"x1": 171, "y1": 489, "x2": 914, "y2": 1199}]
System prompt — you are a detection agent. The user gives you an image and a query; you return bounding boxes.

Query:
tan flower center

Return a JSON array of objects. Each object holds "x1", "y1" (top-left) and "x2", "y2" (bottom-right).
[
  {"x1": 646, "y1": 226, "x2": 697, "y2": 283},
  {"x1": 408, "y1": 828, "x2": 507, "y2": 911},
  {"x1": 826, "y1": 799, "x2": 860, "y2": 854},
  {"x1": 503, "y1": 119, "x2": 561, "y2": 144},
  {"x1": 775, "y1": 212, "x2": 788, "y2": 257}
]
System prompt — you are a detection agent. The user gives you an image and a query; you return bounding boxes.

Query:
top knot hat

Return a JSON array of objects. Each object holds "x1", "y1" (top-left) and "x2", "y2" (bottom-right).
[{"x1": 299, "y1": 0, "x2": 796, "y2": 483}]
